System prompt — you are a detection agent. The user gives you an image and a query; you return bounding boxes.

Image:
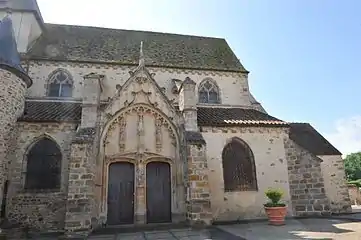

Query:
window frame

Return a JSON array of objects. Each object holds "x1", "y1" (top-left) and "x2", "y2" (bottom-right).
[
  {"x1": 221, "y1": 137, "x2": 258, "y2": 192},
  {"x1": 46, "y1": 69, "x2": 74, "y2": 98},
  {"x1": 23, "y1": 137, "x2": 62, "y2": 192},
  {"x1": 198, "y1": 78, "x2": 221, "y2": 104}
]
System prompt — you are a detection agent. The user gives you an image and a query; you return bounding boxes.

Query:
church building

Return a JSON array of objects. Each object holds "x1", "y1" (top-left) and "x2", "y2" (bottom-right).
[{"x1": 0, "y1": 0, "x2": 351, "y2": 237}]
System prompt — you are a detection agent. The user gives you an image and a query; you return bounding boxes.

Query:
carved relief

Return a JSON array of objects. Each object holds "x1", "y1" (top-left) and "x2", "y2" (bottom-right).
[
  {"x1": 104, "y1": 105, "x2": 177, "y2": 151},
  {"x1": 155, "y1": 117, "x2": 162, "y2": 153},
  {"x1": 135, "y1": 77, "x2": 147, "y2": 85},
  {"x1": 136, "y1": 163, "x2": 145, "y2": 186},
  {"x1": 118, "y1": 117, "x2": 126, "y2": 152},
  {"x1": 137, "y1": 114, "x2": 145, "y2": 156}
]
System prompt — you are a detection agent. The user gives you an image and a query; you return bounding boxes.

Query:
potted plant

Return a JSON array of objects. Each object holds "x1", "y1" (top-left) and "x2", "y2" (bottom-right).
[{"x1": 264, "y1": 188, "x2": 287, "y2": 225}]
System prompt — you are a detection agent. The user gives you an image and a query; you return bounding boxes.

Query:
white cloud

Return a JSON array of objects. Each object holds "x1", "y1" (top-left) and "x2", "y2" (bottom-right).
[{"x1": 324, "y1": 116, "x2": 361, "y2": 157}]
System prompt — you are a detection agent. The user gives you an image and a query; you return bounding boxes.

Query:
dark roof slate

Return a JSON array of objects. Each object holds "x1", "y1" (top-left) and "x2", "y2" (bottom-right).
[
  {"x1": 289, "y1": 123, "x2": 341, "y2": 156},
  {"x1": 18, "y1": 102, "x2": 341, "y2": 156},
  {"x1": 197, "y1": 107, "x2": 287, "y2": 127},
  {"x1": 19, "y1": 101, "x2": 82, "y2": 122},
  {"x1": 0, "y1": 15, "x2": 32, "y2": 86},
  {"x1": 25, "y1": 24, "x2": 246, "y2": 72},
  {"x1": 185, "y1": 131, "x2": 206, "y2": 145}
]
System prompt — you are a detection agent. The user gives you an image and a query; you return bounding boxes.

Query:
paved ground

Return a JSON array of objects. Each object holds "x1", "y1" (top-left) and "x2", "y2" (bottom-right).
[
  {"x1": 16, "y1": 213, "x2": 361, "y2": 239},
  {"x1": 218, "y1": 218, "x2": 361, "y2": 240},
  {"x1": 88, "y1": 227, "x2": 243, "y2": 240}
]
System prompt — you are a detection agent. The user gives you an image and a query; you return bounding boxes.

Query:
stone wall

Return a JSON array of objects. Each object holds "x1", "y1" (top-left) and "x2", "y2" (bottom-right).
[
  {"x1": 284, "y1": 139, "x2": 331, "y2": 216},
  {"x1": 186, "y1": 143, "x2": 212, "y2": 225},
  {"x1": 0, "y1": 69, "x2": 27, "y2": 217},
  {"x1": 64, "y1": 130, "x2": 97, "y2": 237},
  {"x1": 201, "y1": 126, "x2": 292, "y2": 221},
  {"x1": 348, "y1": 185, "x2": 361, "y2": 205},
  {"x1": 25, "y1": 60, "x2": 255, "y2": 108},
  {"x1": 319, "y1": 155, "x2": 352, "y2": 213},
  {"x1": 6, "y1": 122, "x2": 76, "y2": 230}
]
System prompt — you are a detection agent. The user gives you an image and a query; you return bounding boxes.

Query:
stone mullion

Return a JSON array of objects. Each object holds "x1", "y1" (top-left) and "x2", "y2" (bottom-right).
[{"x1": 135, "y1": 162, "x2": 146, "y2": 224}]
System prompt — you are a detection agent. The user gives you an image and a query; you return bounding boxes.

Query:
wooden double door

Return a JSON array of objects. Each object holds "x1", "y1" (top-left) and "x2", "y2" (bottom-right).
[{"x1": 107, "y1": 162, "x2": 171, "y2": 225}]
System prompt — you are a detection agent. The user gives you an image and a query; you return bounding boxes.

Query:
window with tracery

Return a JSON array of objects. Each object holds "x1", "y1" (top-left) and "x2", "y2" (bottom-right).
[
  {"x1": 222, "y1": 138, "x2": 258, "y2": 192},
  {"x1": 47, "y1": 69, "x2": 73, "y2": 97},
  {"x1": 198, "y1": 79, "x2": 220, "y2": 104},
  {"x1": 24, "y1": 138, "x2": 62, "y2": 190}
]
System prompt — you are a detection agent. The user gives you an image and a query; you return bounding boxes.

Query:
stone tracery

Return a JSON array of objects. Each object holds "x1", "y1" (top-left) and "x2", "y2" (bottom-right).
[{"x1": 103, "y1": 104, "x2": 177, "y2": 148}]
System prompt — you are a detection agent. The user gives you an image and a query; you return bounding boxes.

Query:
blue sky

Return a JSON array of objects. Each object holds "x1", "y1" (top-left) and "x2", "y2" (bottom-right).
[{"x1": 37, "y1": 0, "x2": 361, "y2": 155}]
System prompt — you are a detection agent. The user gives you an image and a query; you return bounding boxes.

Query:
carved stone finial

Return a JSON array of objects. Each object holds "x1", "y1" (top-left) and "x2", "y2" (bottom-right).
[{"x1": 139, "y1": 41, "x2": 145, "y2": 67}]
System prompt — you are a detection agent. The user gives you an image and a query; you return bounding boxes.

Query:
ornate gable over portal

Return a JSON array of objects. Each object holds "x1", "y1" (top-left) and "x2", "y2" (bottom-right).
[{"x1": 101, "y1": 42, "x2": 180, "y2": 162}]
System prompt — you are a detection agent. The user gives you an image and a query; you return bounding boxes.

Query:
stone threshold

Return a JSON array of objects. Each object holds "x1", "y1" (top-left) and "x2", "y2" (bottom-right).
[{"x1": 92, "y1": 222, "x2": 190, "y2": 235}]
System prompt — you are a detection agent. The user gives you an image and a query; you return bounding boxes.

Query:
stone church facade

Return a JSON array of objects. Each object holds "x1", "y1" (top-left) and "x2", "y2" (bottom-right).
[{"x1": 0, "y1": 0, "x2": 352, "y2": 237}]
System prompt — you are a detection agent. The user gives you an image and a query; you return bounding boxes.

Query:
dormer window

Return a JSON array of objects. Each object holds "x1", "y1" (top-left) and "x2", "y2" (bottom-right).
[
  {"x1": 47, "y1": 69, "x2": 73, "y2": 97},
  {"x1": 198, "y1": 78, "x2": 220, "y2": 104}
]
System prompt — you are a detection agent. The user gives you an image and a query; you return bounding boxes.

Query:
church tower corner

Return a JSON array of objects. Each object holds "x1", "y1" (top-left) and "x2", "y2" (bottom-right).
[{"x1": 0, "y1": 12, "x2": 32, "y2": 219}]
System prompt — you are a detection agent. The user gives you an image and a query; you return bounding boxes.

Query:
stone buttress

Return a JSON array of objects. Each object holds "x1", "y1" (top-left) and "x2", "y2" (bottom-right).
[
  {"x1": 179, "y1": 77, "x2": 212, "y2": 225},
  {"x1": 64, "y1": 73, "x2": 102, "y2": 237}
]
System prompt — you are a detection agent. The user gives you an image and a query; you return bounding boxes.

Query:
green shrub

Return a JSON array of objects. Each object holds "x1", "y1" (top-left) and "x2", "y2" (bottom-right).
[
  {"x1": 264, "y1": 188, "x2": 286, "y2": 207},
  {"x1": 348, "y1": 179, "x2": 361, "y2": 188}
]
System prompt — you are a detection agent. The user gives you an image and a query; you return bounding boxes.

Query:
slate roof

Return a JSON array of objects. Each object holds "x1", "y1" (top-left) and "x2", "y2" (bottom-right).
[
  {"x1": 25, "y1": 24, "x2": 247, "y2": 72},
  {"x1": 0, "y1": 0, "x2": 44, "y2": 24},
  {"x1": 197, "y1": 107, "x2": 287, "y2": 127},
  {"x1": 185, "y1": 131, "x2": 206, "y2": 144},
  {"x1": 19, "y1": 101, "x2": 82, "y2": 122},
  {"x1": 18, "y1": 102, "x2": 341, "y2": 156},
  {"x1": 289, "y1": 123, "x2": 341, "y2": 156},
  {"x1": 19, "y1": 102, "x2": 284, "y2": 127},
  {"x1": 0, "y1": 15, "x2": 32, "y2": 86}
]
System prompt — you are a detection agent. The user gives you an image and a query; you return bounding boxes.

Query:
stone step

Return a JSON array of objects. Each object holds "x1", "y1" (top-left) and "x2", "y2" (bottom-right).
[{"x1": 92, "y1": 222, "x2": 190, "y2": 235}]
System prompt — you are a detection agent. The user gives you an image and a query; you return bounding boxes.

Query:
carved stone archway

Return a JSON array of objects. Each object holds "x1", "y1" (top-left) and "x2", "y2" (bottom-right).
[{"x1": 98, "y1": 103, "x2": 184, "y2": 224}]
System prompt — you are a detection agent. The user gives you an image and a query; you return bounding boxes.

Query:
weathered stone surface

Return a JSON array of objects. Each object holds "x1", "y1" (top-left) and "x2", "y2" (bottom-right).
[
  {"x1": 64, "y1": 140, "x2": 97, "y2": 237},
  {"x1": 319, "y1": 155, "x2": 352, "y2": 213},
  {"x1": 0, "y1": 69, "x2": 27, "y2": 218},
  {"x1": 284, "y1": 138, "x2": 331, "y2": 216},
  {"x1": 186, "y1": 144, "x2": 212, "y2": 225},
  {"x1": 5, "y1": 122, "x2": 76, "y2": 231}
]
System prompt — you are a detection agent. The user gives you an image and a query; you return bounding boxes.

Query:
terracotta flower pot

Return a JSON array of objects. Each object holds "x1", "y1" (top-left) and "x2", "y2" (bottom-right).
[{"x1": 264, "y1": 206, "x2": 287, "y2": 225}]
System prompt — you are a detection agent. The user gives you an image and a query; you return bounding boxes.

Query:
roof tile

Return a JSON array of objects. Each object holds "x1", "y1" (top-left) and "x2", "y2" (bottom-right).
[
  {"x1": 197, "y1": 107, "x2": 286, "y2": 126},
  {"x1": 19, "y1": 101, "x2": 81, "y2": 122},
  {"x1": 25, "y1": 24, "x2": 246, "y2": 72},
  {"x1": 289, "y1": 123, "x2": 341, "y2": 156}
]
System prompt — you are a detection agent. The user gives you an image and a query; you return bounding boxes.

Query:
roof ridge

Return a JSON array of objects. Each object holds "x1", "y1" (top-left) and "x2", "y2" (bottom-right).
[{"x1": 44, "y1": 23, "x2": 227, "y2": 40}]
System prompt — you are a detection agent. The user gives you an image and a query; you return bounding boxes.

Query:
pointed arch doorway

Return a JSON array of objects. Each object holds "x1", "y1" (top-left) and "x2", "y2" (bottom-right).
[
  {"x1": 146, "y1": 161, "x2": 172, "y2": 223},
  {"x1": 107, "y1": 162, "x2": 135, "y2": 225}
]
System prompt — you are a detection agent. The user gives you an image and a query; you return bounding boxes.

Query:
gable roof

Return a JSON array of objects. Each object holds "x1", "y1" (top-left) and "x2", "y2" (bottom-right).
[
  {"x1": 289, "y1": 123, "x2": 342, "y2": 156},
  {"x1": 25, "y1": 24, "x2": 247, "y2": 72},
  {"x1": 197, "y1": 107, "x2": 287, "y2": 127}
]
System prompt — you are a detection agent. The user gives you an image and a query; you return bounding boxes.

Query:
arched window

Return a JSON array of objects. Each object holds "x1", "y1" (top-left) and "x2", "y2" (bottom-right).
[
  {"x1": 222, "y1": 138, "x2": 257, "y2": 192},
  {"x1": 198, "y1": 78, "x2": 220, "y2": 104},
  {"x1": 25, "y1": 138, "x2": 62, "y2": 190},
  {"x1": 47, "y1": 69, "x2": 73, "y2": 97}
]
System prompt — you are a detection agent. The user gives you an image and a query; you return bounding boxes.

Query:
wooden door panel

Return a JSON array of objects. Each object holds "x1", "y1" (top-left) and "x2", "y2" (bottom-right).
[
  {"x1": 107, "y1": 162, "x2": 134, "y2": 225},
  {"x1": 146, "y1": 162, "x2": 171, "y2": 223}
]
